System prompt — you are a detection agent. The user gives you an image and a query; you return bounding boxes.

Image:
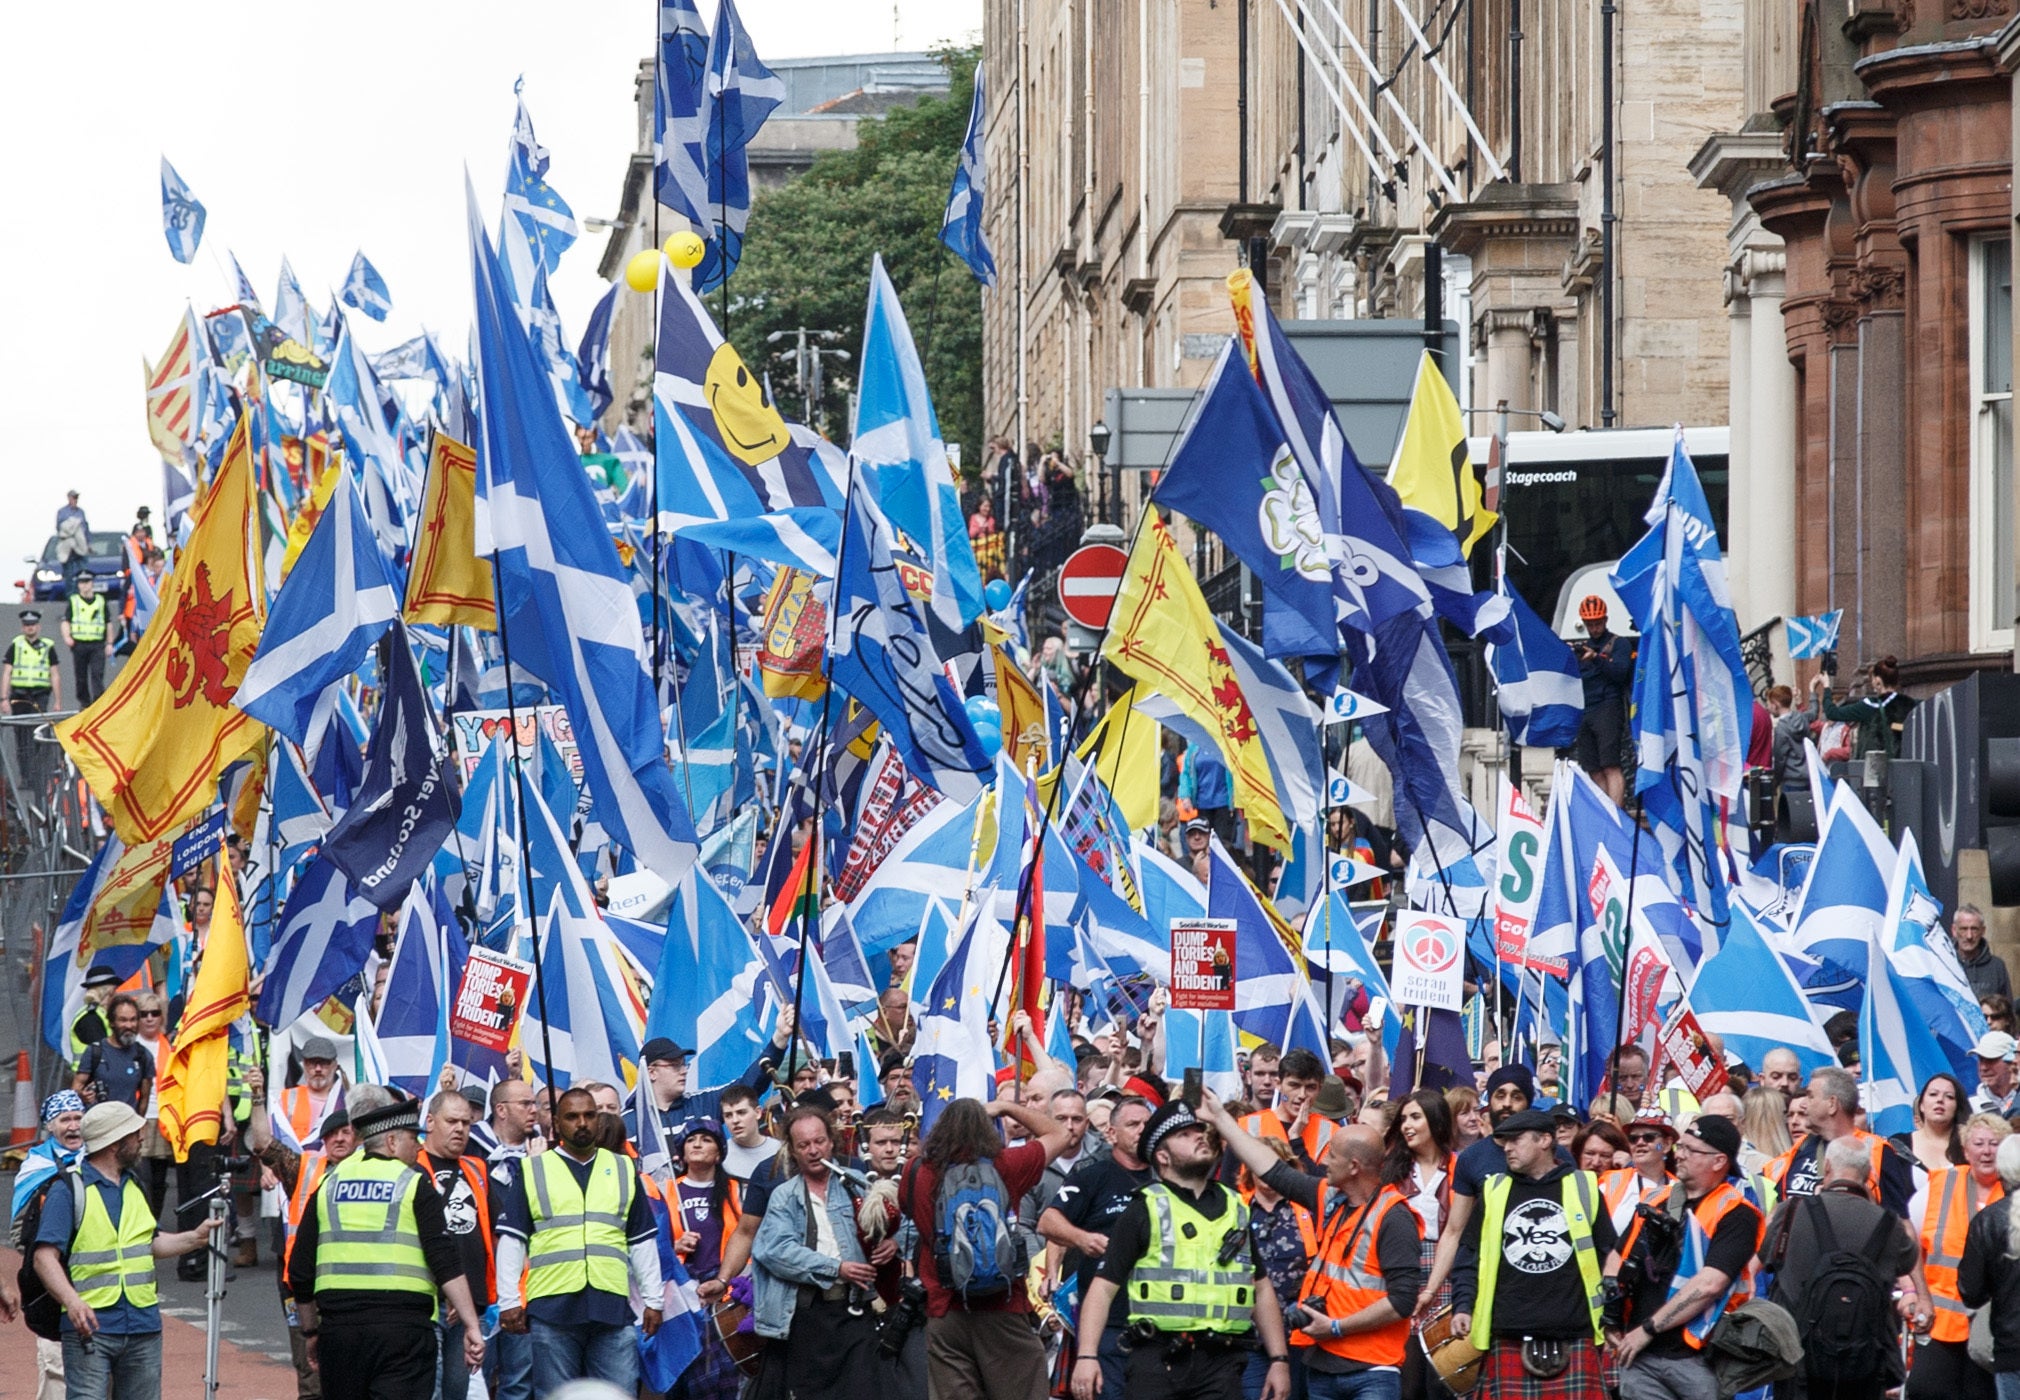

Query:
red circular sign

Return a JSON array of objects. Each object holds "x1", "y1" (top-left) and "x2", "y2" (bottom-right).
[{"x1": 1056, "y1": 544, "x2": 1130, "y2": 630}]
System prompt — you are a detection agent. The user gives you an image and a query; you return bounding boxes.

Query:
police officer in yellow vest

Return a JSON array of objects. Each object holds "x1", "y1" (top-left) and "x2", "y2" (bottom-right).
[
  {"x1": 4, "y1": 607, "x2": 61, "y2": 779},
  {"x1": 493, "y1": 1085, "x2": 665, "y2": 1396},
  {"x1": 287, "y1": 1086, "x2": 485, "y2": 1400},
  {"x1": 61, "y1": 574, "x2": 110, "y2": 709},
  {"x1": 1072, "y1": 1100, "x2": 1294, "y2": 1400},
  {"x1": 29, "y1": 1102, "x2": 219, "y2": 1400},
  {"x1": 1452, "y1": 1110, "x2": 1620, "y2": 1400}
]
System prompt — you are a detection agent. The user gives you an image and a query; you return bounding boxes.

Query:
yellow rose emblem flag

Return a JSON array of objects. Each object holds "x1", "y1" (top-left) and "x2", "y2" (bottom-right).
[
  {"x1": 1099, "y1": 518, "x2": 1287, "y2": 850},
  {"x1": 59, "y1": 417, "x2": 266, "y2": 844}
]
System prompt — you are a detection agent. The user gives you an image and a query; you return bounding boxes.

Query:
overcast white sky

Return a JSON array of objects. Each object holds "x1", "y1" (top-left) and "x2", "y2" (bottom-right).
[{"x1": 0, "y1": 0, "x2": 980, "y2": 583}]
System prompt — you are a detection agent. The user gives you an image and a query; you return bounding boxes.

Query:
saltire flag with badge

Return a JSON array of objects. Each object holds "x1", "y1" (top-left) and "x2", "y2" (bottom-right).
[
  {"x1": 340, "y1": 251, "x2": 393, "y2": 322},
  {"x1": 404, "y1": 433, "x2": 497, "y2": 629},
  {"x1": 1387, "y1": 350, "x2": 1508, "y2": 637},
  {"x1": 469, "y1": 180, "x2": 700, "y2": 883},
  {"x1": 1611, "y1": 431, "x2": 1753, "y2": 929},
  {"x1": 1786, "y1": 609, "x2": 1843, "y2": 660},
  {"x1": 156, "y1": 876, "x2": 251, "y2": 1159},
  {"x1": 855, "y1": 254, "x2": 985, "y2": 633},
  {"x1": 654, "y1": 0, "x2": 713, "y2": 231},
  {"x1": 1150, "y1": 339, "x2": 1338, "y2": 661},
  {"x1": 160, "y1": 157, "x2": 206, "y2": 263},
  {"x1": 697, "y1": 0, "x2": 784, "y2": 292},
  {"x1": 1486, "y1": 573, "x2": 1584, "y2": 748},
  {"x1": 235, "y1": 465, "x2": 400, "y2": 746},
  {"x1": 939, "y1": 67, "x2": 996, "y2": 288},
  {"x1": 60, "y1": 418, "x2": 266, "y2": 844},
  {"x1": 1100, "y1": 516, "x2": 1287, "y2": 850}
]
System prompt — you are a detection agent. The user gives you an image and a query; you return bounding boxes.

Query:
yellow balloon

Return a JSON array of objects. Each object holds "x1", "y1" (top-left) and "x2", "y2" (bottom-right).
[
  {"x1": 664, "y1": 230, "x2": 706, "y2": 269},
  {"x1": 624, "y1": 249, "x2": 661, "y2": 293}
]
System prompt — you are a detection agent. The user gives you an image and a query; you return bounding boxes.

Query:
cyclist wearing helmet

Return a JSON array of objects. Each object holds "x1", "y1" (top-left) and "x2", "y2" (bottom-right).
[{"x1": 1572, "y1": 596, "x2": 1634, "y2": 803}]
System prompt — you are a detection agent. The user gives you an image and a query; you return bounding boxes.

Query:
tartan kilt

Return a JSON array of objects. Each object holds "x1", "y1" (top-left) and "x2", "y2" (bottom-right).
[
  {"x1": 1415, "y1": 1237, "x2": 1454, "y2": 1317},
  {"x1": 672, "y1": 1320, "x2": 744, "y2": 1400},
  {"x1": 1479, "y1": 1338, "x2": 1607, "y2": 1400}
]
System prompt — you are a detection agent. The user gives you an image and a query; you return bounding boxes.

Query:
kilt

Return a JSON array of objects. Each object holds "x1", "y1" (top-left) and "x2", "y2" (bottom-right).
[
  {"x1": 672, "y1": 1322, "x2": 743, "y2": 1400},
  {"x1": 1479, "y1": 1339, "x2": 1606, "y2": 1400},
  {"x1": 1415, "y1": 1238, "x2": 1453, "y2": 1316}
]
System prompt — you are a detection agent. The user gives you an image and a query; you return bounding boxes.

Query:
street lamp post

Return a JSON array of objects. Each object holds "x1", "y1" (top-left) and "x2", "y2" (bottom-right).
[{"x1": 1089, "y1": 419, "x2": 1114, "y2": 525}]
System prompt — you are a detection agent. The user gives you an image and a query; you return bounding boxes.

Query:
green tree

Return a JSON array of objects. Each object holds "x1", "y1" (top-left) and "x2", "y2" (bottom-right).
[{"x1": 725, "y1": 48, "x2": 983, "y2": 467}]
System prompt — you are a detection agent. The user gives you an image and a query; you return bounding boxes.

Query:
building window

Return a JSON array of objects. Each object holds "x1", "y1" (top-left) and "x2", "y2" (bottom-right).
[{"x1": 1971, "y1": 236, "x2": 2013, "y2": 652}]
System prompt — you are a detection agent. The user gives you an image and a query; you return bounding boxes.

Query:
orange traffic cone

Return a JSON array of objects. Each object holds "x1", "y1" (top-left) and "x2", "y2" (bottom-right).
[{"x1": 9, "y1": 1050, "x2": 34, "y2": 1147}]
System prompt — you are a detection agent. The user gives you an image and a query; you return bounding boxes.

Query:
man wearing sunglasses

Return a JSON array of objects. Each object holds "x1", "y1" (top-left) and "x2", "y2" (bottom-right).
[{"x1": 1601, "y1": 1111, "x2": 1678, "y2": 1236}]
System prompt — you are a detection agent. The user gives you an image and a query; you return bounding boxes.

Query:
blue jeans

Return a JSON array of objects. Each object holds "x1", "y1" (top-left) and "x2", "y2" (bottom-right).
[
  {"x1": 62, "y1": 1329, "x2": 162, "y2": 1400},
  {"x1": 488, "y1": 1326, "x2": 533, "y2": 1400},
  {"x1": 435, "y1": 1319, "x2": 471, "y2": 1400},
  {"x1": 1995, "y1": 1374, "x2": 2020, "y2": 1400},
  {"x1": 1242, "y1": 1350, "x2": 1311, "y2": 1400},
  {"x1": 528, "y1": 1318, "x2": 638, "y2": 1398},
  {"x1": 1303, "y1": 1367, "x2": 1399, "y2": 1400}
]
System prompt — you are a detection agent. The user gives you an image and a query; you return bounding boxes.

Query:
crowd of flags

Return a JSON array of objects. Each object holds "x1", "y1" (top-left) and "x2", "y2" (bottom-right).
[{"x1": 84, "y1": 32, "x2": 1992, "y2": 1169}]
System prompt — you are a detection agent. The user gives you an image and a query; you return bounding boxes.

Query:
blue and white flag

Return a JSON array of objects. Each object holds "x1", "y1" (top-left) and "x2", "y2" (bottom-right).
[
  {"x1": 576, "y1": 283, "x2": 619, "y2": 423},
  {"x1": 236, "y1": 467, "x2": 400, "y2": 745},
  {"x1": 376, "y1": 883, "x2": 459, "y2": 1097},
  {"x1": 1487, "y1": 576, "x2": 1584, "y2": 749},
  {"x1": 257, "y1": 858, "x2": 382, "y2": 1029},
  {"x1": 1787, "y1": 779, "x2": 1894, "y2": 1009},
  {"x1": 320, "y1": 624, "x2": 461, "y2": 911},
  {"x1": 697, "y1": 0, "x2": 784, "y2": 292},
  {"x1": 650, "y1": 863, "x2": 771, "y2": 1088},
  {"x1": 1302, "y1": 893, "x2": 1400, "y2": 1055},
  {"x1": 274, "y1": 258, "x2": 311, "y2": 347},
  {"x1": 912, "y1": 892, "x2": 1006, "y2": 1132},
  {"x1": 856, "y1": 254, "x2": 985, "y2": 633},
  {"x1": 340, "y1": 251, "x2": 393, "y2": 322},
  {"x1": 504, "y1": 81, "x2": 578, "y2": 279},
  {"x1": 226, "y1": 250, "x2": 262, "y2": 312},
  {"x1": 844, "y1": 786, "x2": 983, "y2": 954},
  {"x1": 939, "y1": 69, "x2": 996, "y2": 288},
  {"x1": 1689, "y1": 901, "x2": 1836, "y2": 1075},
  {"x1": 1786, "y1": 610, "x2": 1843, "y2": 660},
  {"x1": 1207, "y1": 837, "x2": 1329, "y2": 1057},
  {"x1": 160, "y1": 157, "x2": 206, "y2": 264},
  {"x1": 1216, "y1": 623, "x2": 1324, "y2": 837},
  {"x1": 828, "y1": 483, "x2": 993, "y2": 801},
  {"x1": 1861, "y1": 863, "x2": 1963, "y2": 1136},
  {"x1": 1611, "y1": 432, "x2": 1753, "y2": 927},
  {"x1": 1882, "y1": 832, "x2": 1991, "y2": 1086},
  {"x1": 654, "y1": 0, "x2": 713, "y2": 230},
  {"x1": 469, "y1": 180, "x2": 700, "y2": 884}
]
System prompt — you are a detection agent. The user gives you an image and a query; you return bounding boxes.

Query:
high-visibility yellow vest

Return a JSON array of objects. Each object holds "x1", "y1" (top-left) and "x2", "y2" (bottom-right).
[
  {"x1": 313, "y1": 1152, "x2": 436, "y2": 1313},
  {"x1": 70, "y1": 1174, "x2": 159, "y2": 1310},
  {"x1": 1468, "y1": 1171, "x2": 1606, "y2": 1349},
  {"x1": 1128, "y1": 1182, "x2": 1256, "y2": 1335},
  {"x1": 525, "y1": 1148, "x2": 635, "y2": 1302},
  {"x1": 67, "y1": 594, "x2": 106, "y2": 643},
  {"x1": 9, "y1": 635, "x2": 53, "y2": 690}
]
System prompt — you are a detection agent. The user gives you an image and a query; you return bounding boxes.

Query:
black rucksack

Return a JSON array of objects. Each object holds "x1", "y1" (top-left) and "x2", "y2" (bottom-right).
[
  {"x1": 1788, "y1": 1198, "x2": 1900, "y2": 1385},
  {"x1": 11, "y1": 1165, "x2": 85, "y2": 1341}
]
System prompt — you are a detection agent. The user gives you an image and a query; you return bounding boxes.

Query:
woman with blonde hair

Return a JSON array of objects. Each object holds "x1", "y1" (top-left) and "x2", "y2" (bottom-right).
[
  {"x1": 1739, "y1": 1086, "x2": 1793, "y2": 1174},
  {"x1": 1444, "y1": 1084, "x2": 1484, "y2": 1149}
]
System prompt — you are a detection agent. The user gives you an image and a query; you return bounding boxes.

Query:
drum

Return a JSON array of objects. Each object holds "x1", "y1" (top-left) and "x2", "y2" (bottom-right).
[
  {"x1": 1418, "y1": 1304, "x2": 1485, "y2": 1395},
  {"x1": 711, "y1": 1298, "x2": 764, "y2": 1377}
]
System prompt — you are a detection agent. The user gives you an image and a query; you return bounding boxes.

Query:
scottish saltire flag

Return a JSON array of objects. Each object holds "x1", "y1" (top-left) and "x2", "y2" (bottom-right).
[
  {"x1": 912, "y1": 893, "x2": 1006, "y2": 1133},
  {"x1": 1786, "y1": 610, "x2": 1843, "y2": 660},
  {"x1": 504, "y1": 81, "x2": 578, "y2": 278},
  {"x1": 160, "y1": 157, "x2": 206, "y2": 263},
  {"x1": 39, "y1": 841, "x2": 171, "y2": 1055},
  {"x1": 1207, "y1": 837, "x2": 1329, "y2": 1057},
  {"x1": 236, "y1": 468, "x2": 400, "y2": 745},
  {"x1": 340, "y1": 252, "x2": 393, "y2": 322},
  {"x1": 469, "y1": 181, "x2": 700, "y2": 883},
  {"x1": 1787, "y1": 780, "x2": 1893, "y2": 1009},
  {"x1": 650, "y1": 864, "x2": 770, "y2": 1087},
  {"x1": 857, "y1": 255, "x2": 986, "y2": 633},
  {"x1": 1301, "y1": 893, "x2": 1401, "y2": 1055},
  {"x1": 1488, "y1": 576, "x2": 1584, "y2": 748},
  {"x1": 1882, "y1": 832, "x2": 1991, "y2": 1085},
  {"x1": 577, "y1": 284, "x2": 619, "y2": 422},
  {"x1": 256, "y1": 858, "x2": 381, "y2": 1029},
  {"x1": 819, "y1": 906, "x2": 882, "y2": 1019},
  {"x1": 376, "y1": 884, "x2": 456, "y2": 1097},
  {"x1": 1216, "y1": 623, "x2": 1325, "y2": 837},
  {"x1": 1690, "y1": 901, "x2": 1836, "y2": 1075},
  {"x1": 1611, "y1": 432, "x2": 1753, "y2": 926},
  {"x1": 328, "y1": 317, "x2": 418, "y2": 557},
  {"x1": 1861, "y1": 875, "x2": 1961, "y2": 1135},
  {"x1": 226, "y1": 251, "x2": 261, "y2": 311},
  {"x1": 828, "y1": 484, "x2": 993, "y2": 800},
  {"x1": 1068, "y1": 871, "x2": 1165, "y2": 987},
  {"x1": 1151, "y1": 340, "x2": 1337, "y2": 658},
  {"x1": 939, "y1": 69, "x2": 996, "y2": 288},
  {"x1": 843, "y1": 786, "x2": 983, "y2": 953},
  {"x1": 274, "y1": 258, "x2": 311, "y2": 347},
  {"x1": 697, "y1": 0, "x2": 784, "y2": 292},
  {"x1": 654, "y1": 0, "x2": 712, "y2": 229},
  {"x1": 1163, "y1": 1007, "x2": 1243, "y2": 1100}
]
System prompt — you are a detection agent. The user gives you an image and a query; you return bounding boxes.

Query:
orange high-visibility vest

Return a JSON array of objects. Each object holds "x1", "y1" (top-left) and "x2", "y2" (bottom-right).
[
  {"x1": 1240, "y1": 1110, "x2": 1338, "y2": 1186},
  {"x1": 284, "y1": 1151, "x2": 329, "y2": 1266},
  {"x1": 1619, "y1": 1181, "x2": 1763, "y2": 1350},
  {"x1": 1601, "y1": 1167, "x2": 1674, "y2": 1236},
  {"x1": 280, "y1": 1086, "x2": 335, "y2": 1146},
  {"x1": 1920, "y1": 1166, "x2": 2004, "y2": 1343},
  {"x1": 1766, "y1": 1131, "x2": 1886, "y2": 1202},
  {"x1": 1291, "y1": 1183, "x2": 1421, "y2": 1366},
  {"x1": 420, "y1": 1149, "x2": 497, "y2": 1306}
]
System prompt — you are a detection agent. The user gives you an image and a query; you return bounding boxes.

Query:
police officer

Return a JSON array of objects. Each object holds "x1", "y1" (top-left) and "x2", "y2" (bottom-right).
[
  {"x1": 3, "y1": 607, "x2": 61, "y2": 779},
  {"x1": 61, "y1": 574, "x2": 110, "y2": 709},
  {"x1": 28, "y1": 1102, "x2": 219, "y2": 1400},
  {"x1": 68, "y1": 964, "x2": 121, "y2": 1065},
  {"x1": 287, "y1": 1086, "x2": 485, "y2": 1400},
  {"x1": 1072, "y1": 1100, "x2": 1293, "y2": 1400}
]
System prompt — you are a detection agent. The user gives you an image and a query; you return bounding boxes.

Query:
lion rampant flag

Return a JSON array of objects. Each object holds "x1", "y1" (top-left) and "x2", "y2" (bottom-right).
[
  {"x1": 156, "y1": 874, "x2": 251, "y2": 1160},
  {"x1": 404, "y1": 432, "x2": 497, "y2": 629},
  {"x1": 59, "y1": 417, "x2": 266, "y2": 844},
  {"x1": 1099, "y1": 518, "x2": 1287, "y2": 850}
]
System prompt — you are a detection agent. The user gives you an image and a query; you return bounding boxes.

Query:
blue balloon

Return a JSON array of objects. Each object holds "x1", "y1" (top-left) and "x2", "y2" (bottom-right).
[
  {"x1": 984, "y1": 578, "x2": 1013, "y2": 612},
  {"x1": 964, "y1": 695, "x2": 1004, "y2": 760},
  {"x1": 975, "y1": 723, "x2": 1003, "y2": 761}
]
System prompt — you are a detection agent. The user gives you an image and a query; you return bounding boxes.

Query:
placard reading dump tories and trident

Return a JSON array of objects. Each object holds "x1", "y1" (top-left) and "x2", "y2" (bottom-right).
[
  {"x1": 1169, "y1": 918, "x2": 1238, "y2": 1010},
  {"x1": 1389, "y1": 910, "x2": 1467, "y2": 1013},
  {"x1": 451, "y1": 947, "x2": 534, "y2": 1053}
]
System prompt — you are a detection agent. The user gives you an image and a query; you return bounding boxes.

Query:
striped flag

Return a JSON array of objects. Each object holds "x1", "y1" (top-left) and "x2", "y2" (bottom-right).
[{"x1": 143, "y1": 310, "x2": 202, "y2": 462}]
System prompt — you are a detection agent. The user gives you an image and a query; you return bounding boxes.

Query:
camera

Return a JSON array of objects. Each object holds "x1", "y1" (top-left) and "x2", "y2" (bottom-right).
[
  {"x1": 878, "y1": 1276, "x2": 927, "y2": 1356},
  {"x1": 1283, "y1": 1295, "x2": 1329, "y2": 1332}
]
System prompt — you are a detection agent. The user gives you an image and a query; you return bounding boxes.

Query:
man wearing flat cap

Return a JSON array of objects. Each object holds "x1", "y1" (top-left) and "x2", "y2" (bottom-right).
[{"x1": 288, "y1": 1085, "x2": 485, "y2": 1400}]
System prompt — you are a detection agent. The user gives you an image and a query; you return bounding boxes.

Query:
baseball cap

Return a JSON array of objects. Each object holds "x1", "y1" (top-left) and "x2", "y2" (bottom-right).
[
  {"x1": 640, "y1": 1036, "x2": 691, "y2": 1066},
  {"x1": 1182, "y1": 818, "x2": 1211, "y2": 836},
  {"x1": 1682, "y1": 1114, "x2": 1742, "y2": 1162},
  {"x1": 81, "y1": 1102, "x2": 145, "y2": 1154},
  {"x1": 1490, "y1": 1108, "x2": 1557, "y2": 1140},
  {"x1": 1974, "y1": 1030, "x2": 2018, "y2": 1062}
]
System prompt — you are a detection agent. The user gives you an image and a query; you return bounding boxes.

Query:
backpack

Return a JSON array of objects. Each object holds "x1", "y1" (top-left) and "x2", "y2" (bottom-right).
[
  {"x1": 12, "y1": 1165, "x2": 86, "y2": 1341},
  {"x1": 913, "y1": 1158, "x2": 1026, "y2": 1303},
  {"x1": 1787, "y1": 1198, "x2": 1899, "y2": 1385}
]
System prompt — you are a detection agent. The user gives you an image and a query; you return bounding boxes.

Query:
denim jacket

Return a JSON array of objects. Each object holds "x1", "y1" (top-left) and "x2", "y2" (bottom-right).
[{"x1": 749, "y1": 1172, "x2": 867, "y2": 1339}]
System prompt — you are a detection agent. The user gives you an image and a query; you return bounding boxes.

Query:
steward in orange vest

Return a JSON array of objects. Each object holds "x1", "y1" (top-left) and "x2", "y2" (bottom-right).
[{"x1": 1919, "y1": 1149, "x2": 2005, "y2": 1345}]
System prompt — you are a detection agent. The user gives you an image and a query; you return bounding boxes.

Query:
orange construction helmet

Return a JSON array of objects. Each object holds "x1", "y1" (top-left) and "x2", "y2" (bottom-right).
[{"x1": 1578, "y1": 595, "x2": 1609, "y2": 623}]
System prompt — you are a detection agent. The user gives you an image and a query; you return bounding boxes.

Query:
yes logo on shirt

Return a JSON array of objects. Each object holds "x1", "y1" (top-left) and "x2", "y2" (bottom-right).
[{"x1": 1501, "y1": 1198, "x2": 1573, "y2": 1274}]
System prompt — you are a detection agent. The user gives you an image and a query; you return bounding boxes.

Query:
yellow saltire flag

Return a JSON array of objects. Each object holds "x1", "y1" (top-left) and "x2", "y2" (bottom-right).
[
  {"x1": 992, "y1": 646, "x2": 1051, "y2": 775},
  {"x1": 1076, "y1": 689, "x2": 1160, "y2": 833},
  {"x1": 404, "y1": 434, "x2": 498, "y2": 629},
  {"x1": 1099, "y1": 519, "x2": 1288, "y2": 850},
  {"x1": 59, "y1": 418, "x2": 267, "y2": 845},
  {"x1": 1389, "y1": 350, "x2": 1496, "y2": 558},
  {"x1": 142, "y1": 312, "x2": 199, "y2": 464},
  {"x1": 157, "y1": 876, "x2": 251, "y2": 1160}
]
